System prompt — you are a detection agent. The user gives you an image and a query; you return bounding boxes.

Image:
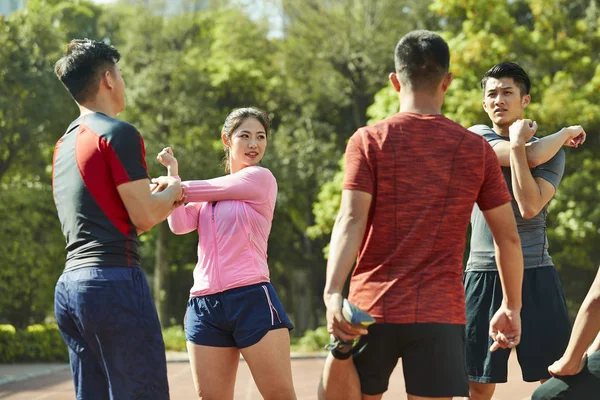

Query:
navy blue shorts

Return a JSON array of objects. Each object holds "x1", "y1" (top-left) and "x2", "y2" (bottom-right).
[
  {"x1": 54, "y1": 267, "x2": 169, "y2": 400},
  {"x1": 185, "y1": 282, "x2": 293, "y2": 348}
]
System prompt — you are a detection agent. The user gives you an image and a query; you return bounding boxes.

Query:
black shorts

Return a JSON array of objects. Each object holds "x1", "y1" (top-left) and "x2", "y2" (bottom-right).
[
  {"x1": 352, "y1": 323, "x2": 469, "y2": 397},
  {"x1": 465, "y1": 266, "x2": 571, "y2": 383},
  {"x1": 532, "y1": 350, "x2": 600, "y2": 399}
]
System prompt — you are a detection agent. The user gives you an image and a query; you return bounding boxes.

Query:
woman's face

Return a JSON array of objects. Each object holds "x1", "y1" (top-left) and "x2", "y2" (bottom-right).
[{"x1": 224, "y1": 117, "x2": 268, "y2": 173}]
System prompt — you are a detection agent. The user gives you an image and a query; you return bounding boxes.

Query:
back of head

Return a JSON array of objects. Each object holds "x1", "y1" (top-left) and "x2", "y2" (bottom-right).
[
  {"x1": 394, "y1": 30, "x2": 450, "y2": 93},
  {"x1": 481, "y1": 62, "x2": 531, "y2": 97},
  {"x1": 54, "y1": 39, "x2": 121, "y2": 104}
]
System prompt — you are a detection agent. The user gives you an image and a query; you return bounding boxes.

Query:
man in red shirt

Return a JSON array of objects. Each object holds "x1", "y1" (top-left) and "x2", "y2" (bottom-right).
[{"x1": 318, "y1": 30, "x2": 524, "y2": 400}]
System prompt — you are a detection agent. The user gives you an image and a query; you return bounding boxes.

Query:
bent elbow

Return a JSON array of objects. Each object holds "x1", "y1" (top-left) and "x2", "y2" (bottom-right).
[
  {"x1": 519, "y1": 205, "x2": 540, "y2": 219},
  {"x1": 131, "y1": 214, "x2": 157, "y2": 233},
  {"x1": 504, "y1": 231, "x2": 522, "y2": 248},
  {"x1": 588, "y1": 293, "x2": 600, "y2": 311},
  {"x1": 527, "y1": 155, "x2": 542, "y2": 169}
]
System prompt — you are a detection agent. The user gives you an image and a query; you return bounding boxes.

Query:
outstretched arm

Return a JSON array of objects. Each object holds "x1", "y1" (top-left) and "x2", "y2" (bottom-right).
[
  {"x1": 548, "y1": 267, "x2": 600, "y2": 376},
  {"x1": 155, "y1": 146, "x2": 273, "y2": 204},
  {"x1": 485, "y1": 125, "x2": 585, "y2": 168}
]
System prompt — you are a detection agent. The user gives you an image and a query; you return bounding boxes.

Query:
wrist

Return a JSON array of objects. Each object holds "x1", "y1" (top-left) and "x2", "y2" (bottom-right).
[
  {"x1": 323, "y1": 290, "x2": 342, "y2": 305},
  {"x1": 502, "y1": 300, "x2": 522, "y2": 311},
  {"x1": 510, "y1": 140, "x2": 526, "y2": 148},
  {"x1": 167, "y1": 165, "x2": 179, "y2": 176}
]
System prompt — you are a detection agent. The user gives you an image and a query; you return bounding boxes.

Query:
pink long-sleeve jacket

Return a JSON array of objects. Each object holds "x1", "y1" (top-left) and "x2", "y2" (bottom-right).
[{"x1": 167, "y1": 166, "x2": 277, "y2": 297}]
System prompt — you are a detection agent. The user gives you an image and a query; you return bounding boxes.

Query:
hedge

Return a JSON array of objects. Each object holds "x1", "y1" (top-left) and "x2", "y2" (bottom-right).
[{"x1": 0, "y1": 323, "x2": 68, "y2": 363}]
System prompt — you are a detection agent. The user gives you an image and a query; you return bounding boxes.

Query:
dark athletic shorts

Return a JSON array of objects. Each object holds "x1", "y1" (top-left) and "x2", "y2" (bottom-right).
[
  {"x1": 54, "y1": 266, "x2": 169, "y2": 400},
  {"x1": 532, "y1": 350, "x2": 600, "y2": 399},
  {"x1": 465, "y1": 266, "x2": 571, "y2": 383},
  {"x1": 352, "y1": 323, "x2": 469, "y2": 397},
  {"x1": 185, "y1": 282, "x2": 293, "y2": 348}
]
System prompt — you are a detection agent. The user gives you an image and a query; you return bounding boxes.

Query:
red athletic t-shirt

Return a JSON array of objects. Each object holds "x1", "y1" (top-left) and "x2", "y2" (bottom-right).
[{"x1": 344, "y1": 112, "x2": 511, "y2": 325}]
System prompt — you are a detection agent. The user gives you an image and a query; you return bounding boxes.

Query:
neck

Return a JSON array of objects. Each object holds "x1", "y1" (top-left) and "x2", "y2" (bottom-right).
[
  {"x1": 492, "y1": 115, "x2": 522, "y2": 137},
  {"x1": 230, "y1": 161, "x2": 243, "y2": 174},
  {"x1": 398, "y1": 91, "x2": 442, "y2": 115},
  {"x1": 78, "y1": 99, "x2": 117, "y2": 119},
  {"x1": 492, "y1": 123, "x2": 510, "y2": 137}
]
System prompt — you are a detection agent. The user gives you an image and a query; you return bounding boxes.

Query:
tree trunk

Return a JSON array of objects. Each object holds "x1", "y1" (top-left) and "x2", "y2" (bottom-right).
[
  {"x1": 154, "y1": 221, "x2": 169, "y2": 327},
  {"x1": 292, "y1": 268, "x2": 314, "y2": 336}
]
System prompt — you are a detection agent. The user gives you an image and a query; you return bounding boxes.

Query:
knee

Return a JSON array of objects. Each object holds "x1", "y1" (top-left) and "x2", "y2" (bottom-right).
[
  {"x1": 469, "y1": 382, "x2": 495, "y2": 400},
  {"x1": 262, "y1": 387, "x2": 296, "y2": 400},
  {"x1": 531, "y1": 381, "x2": 557, "y2": 400}
]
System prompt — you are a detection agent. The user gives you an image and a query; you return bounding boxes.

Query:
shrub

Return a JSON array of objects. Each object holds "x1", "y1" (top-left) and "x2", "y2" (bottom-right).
[
  {"x1": 162, "y1": 325, "x2": 187, "y2": 352},
  {"x1": 292, "y1": 326, "x2": 330, "y2": 353},
  {"x1": 0, "y1": 323, "x2": 68, "y2": 363}
]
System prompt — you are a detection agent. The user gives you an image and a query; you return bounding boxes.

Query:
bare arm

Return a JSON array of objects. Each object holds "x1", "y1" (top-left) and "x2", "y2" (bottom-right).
[
  {"x1": 117, "y1": 178, "x2": 183, "y2": 232},
  {"x1": 482, "y1": 202, "x2": 524, "y2": 350},
  {"x1": 323, "y1": 189, "x2": 372, "y2": 341},
  {"x1": 490, "y1": 126, "x2": 585, "y2": 168},
  {"x1": 483, "y1": 203, "x2": 523, "y2": 311},
  {"x1": 509, "y1": 120, "x2": 557, "y2": 219},
  {"x1": 548, "y1": 267, "x2": 600, "y2": 376}
]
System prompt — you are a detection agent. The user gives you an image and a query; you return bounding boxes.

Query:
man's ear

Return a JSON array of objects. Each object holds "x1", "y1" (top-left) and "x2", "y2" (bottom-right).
[
  {"x1": 441, "y1": 72, "x2": 453, "y2": 93},
  {"x1": 102, "y1": 70, "x2": 114, "y2": 90},
  {"x1": 389, "y1": 72, "x2": 401, "y2": 93},
  {"x1": 521, "y1": 94, "x2": 531, "y2": 109}
]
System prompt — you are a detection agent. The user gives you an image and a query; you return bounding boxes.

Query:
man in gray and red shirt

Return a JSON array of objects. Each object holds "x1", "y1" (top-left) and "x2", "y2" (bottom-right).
[
  {"x1": 319, "y1": 30, "x2": 524, "y2": 400},
  {"x1": 52, "y1": 39, "x2": 183, "y2": 400}
]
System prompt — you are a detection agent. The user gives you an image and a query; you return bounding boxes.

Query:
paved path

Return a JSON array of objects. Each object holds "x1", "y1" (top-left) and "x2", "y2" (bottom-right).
[{"x1": 0, "y1": 352, "x2": 539, "y2": 399}]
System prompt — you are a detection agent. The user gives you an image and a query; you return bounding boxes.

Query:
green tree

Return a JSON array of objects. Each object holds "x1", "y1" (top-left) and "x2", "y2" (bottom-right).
[
  {"x1": 0, "y1": 0, "x2": 105, "y2": 327},
  {"x1": 99, "y1": 3, "x2": 283, "y2": 325}
]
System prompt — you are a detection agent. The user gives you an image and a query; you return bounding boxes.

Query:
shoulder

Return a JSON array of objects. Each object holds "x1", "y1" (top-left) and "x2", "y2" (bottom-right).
[
  {"x1": 85, "y1": 114, "x2": 141, "y2": 144},
  {"x1": 468, "y1": 124, "x2": 496, "y2": 136},
  {"x1": 241, "y1": 166, "x2": 277, "y2": 184},
  {"x1": 467, "y1": 124, "x2": 504, "y2": 142}
]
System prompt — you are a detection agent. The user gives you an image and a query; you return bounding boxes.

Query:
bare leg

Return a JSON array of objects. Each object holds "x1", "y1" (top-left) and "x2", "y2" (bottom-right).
[
  {"x1": 469, "y1": 382, "x2": 496, "y2": 400},
  {"x1": 240, "y1": 328, "x2": 296, "y2": 400},
  {"x1": 318, "y1": 353, "x2": 362, "y2": 400},
  {"x1": 187, "y1": 341, "x2": 240, "y2": 400}
]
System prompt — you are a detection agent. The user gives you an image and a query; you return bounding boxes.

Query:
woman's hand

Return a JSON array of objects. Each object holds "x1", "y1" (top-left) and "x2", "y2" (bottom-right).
[{"x1": 157, "y1": 147, "x2": 179, "y2": 176}]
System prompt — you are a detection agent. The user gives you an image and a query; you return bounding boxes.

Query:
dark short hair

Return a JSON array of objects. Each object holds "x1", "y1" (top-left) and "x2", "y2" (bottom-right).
[
  {"x1": 481, "y1": 62, "x2": 531, "y2": 96},
  {"x1": 54, "y1": 39, "x2": 121, "y2": 104},
  {"x1": 221, "y1": 107, "x2": 271, "y2": 173},
  {"x1": 394, "y1": 30, "x2": 450, "y2": 92}
]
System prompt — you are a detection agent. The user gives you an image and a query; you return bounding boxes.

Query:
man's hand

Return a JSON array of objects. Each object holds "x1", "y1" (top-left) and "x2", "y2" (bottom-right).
[
  {"x1": 489, "y1": 305, "x2": 521, "y2": 352},
  {"x1": 324, "y1": 292, "x2": 368, "y2": 342},
  {"x1": 151, "y1": 175, "x2": 180, "y2": 193},
  {"x1": 157, "y1": 147, "x2": 179, "y2": 176},
  {"x1": 151, "y1": 176, "x2": 184, "y2": 208},
  {"x1": 548, "y1": 353, "x2": 587, "y2": 377},
  {"x1": 509, "y1": 119, "x2": 537, "y2": 146},
  {"x1": 562, "y1": 125, "x2": 586, "y2": 148}
]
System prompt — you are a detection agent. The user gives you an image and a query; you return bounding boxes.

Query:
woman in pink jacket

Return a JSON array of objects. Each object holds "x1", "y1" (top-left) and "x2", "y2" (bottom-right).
[{"x1": 157, "y1": 107, "x2": 296, "y2": 400}]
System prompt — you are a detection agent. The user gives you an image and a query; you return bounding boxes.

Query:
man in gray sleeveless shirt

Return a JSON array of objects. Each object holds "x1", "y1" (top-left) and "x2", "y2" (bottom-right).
[{"x1": 465, "y1": 62, "x2": 587, "y2": 400}]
